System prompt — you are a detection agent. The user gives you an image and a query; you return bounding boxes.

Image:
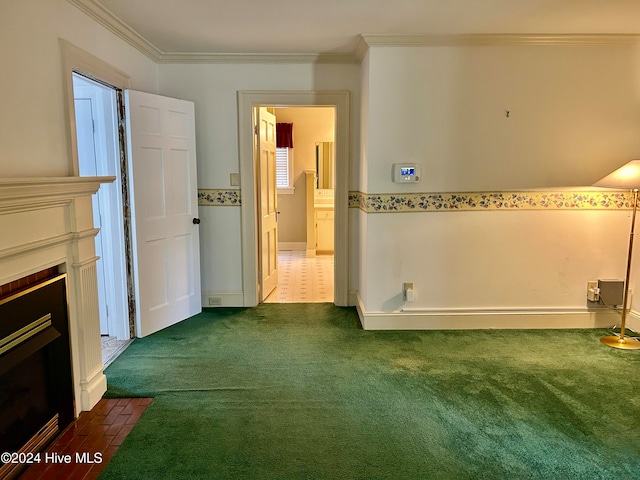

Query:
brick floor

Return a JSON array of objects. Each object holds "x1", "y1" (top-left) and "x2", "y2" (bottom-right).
[{"x1": 17, "y1": 398, "x2": 152, "y2": 480}]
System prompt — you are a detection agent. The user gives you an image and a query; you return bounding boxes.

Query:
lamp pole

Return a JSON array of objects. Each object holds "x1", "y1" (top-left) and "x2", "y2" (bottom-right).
[{"x1": 600, "y1": 188, "x2": 640, "y2": 349}]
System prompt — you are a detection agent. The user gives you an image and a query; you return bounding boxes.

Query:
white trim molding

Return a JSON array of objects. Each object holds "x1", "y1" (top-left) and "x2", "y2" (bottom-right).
[
  {"x1": 0, "y1": 176, "x2": 115, "y2": 211},
  {"x1": 354, "y1": 33, "x2": 640, "y2": 61},
  {"x1": 67, "y1": 0, "x2": 357, "y2": 64},
  {"x1": 356, "y1": 293, "x2": 623, "y2": 331},
  {"x1": 158, "y1": 52, "x2": 358, "y2": 65},
  {"x1": 60, "y1": 39, "x2": 132, "y2": 176},
  {"x1": 627, "y1": 310, "x2": 640, "y2": 334},
  {"x1": 201, "y1": 291, "x2": 245, "y2": 308},
  {"x1": 66, "y1": 0, "x2": 162, "y2": 62},
  {"x1": 360, "y1": 33, "x2": 640, "y2": 49}
]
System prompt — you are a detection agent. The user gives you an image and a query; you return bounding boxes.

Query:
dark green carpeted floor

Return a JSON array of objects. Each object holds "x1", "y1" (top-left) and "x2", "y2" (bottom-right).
[{"x1": 101, "y1": 304, "x2": 640, "y2": 479}]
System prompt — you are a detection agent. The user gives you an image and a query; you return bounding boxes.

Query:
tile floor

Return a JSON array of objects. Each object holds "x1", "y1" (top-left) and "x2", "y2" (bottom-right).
[
  {"x1": 18, "y1": 398, "x2": 151, "y2": 480},
  {"x1": 101, "y1": 336, "x2": 132, "y2": 368},
  {"x1": 264, "y1": 250, "x2": 334, "y2": 303}
]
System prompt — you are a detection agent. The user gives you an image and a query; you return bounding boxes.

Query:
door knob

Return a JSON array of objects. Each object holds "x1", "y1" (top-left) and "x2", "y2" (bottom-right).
[{"x1": 193, "y1": 218, "x2": 201, "y2": 225}]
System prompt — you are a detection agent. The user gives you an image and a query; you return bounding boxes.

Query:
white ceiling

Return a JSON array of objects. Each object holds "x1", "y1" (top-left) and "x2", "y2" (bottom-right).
[{"x1": 93, "y1": 0, "x2": 640, "y2": 56}]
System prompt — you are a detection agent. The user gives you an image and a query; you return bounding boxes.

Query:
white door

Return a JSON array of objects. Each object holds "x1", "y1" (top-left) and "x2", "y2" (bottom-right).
[
  {"x1": 257, "y1": 107, "x2": 279, "y2": 301},
  {"x1": 125, "y1": 90, "x2": 202, "y2": 337}
]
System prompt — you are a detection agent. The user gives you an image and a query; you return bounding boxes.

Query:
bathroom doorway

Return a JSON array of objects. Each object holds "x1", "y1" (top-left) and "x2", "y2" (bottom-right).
[
  {"x1": 237, "y1": 90, "x2": 350, "y2": 308},
  {"x1": 257, "y1": 106, "x2": 336, "y2": 303}
]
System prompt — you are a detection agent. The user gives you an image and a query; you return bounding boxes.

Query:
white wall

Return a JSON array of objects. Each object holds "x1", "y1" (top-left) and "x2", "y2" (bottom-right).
[
  {"x1": 158, "y1": 62, "x2": 360, "y2": 300},
  {"x1": 365, "y1": 45, "x2": 640, "y2": 193},
  {"x1": 358, "y1": 43, "x2": 640, "y2": 327},
  {"x1": 0, "y1": 0, "x2": 158, "y2": 177},
  {"x1": 362, "y1": 209, "x2": 630, "y2": 311}
]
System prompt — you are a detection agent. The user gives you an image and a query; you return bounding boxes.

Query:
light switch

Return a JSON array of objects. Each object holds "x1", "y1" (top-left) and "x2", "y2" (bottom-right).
[{"x1": 230, "y1": 173, "x2": 239, "y2": 186}]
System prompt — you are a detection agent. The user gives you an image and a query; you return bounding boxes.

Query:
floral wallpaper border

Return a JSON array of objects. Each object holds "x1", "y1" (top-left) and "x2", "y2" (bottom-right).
[
  {"x1": 198, "y1": 189, "x2": 635, "y2": 212},
  {"x1": 348, "y1": 190, "x2": 634, "y2": 213},
  {"x1": 198, "y1": 189, "x2": 241, "y2": 206}
]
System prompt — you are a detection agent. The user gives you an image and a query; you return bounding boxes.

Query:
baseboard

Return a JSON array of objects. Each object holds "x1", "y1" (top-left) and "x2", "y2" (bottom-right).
[
  {"x1": 355, "y1": 293, "x2": 625, "y2": 330},
  {"x1": 81, "y1": 366, "x2": 107, "y2": 412},
  {"x1": 278, "y1": 242, "x2": 306, "y2": 251},
  {"x1": 627, "y1": 310, "x2": 640, "y2": 333},
  {"x1": 201, "y1": 291, "x2": 244, "y2": 307}
]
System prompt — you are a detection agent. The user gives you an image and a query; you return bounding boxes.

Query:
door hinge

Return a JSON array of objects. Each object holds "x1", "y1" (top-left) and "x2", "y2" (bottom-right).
[{"x1": 254, "y1": 125, "x2": 259, "y2": 135}]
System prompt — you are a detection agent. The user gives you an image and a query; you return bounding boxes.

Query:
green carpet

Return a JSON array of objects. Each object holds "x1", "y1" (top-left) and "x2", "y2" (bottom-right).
[{"x1": 101, "y1": 304, "x2": 640, "y2": 479}]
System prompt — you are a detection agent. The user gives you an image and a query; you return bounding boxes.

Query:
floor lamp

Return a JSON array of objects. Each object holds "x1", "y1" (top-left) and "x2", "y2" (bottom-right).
[{"x1": 594, "y1": 160, "x2": 640, "y2": 349}]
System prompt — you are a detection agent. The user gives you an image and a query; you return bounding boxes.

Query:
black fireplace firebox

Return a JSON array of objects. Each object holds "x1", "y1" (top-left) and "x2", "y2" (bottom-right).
[{"x1": 0, "y1": 274, "x2": 74, "y2": 480}]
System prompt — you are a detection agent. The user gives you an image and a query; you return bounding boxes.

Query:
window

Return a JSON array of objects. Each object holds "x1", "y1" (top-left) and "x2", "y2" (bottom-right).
[{"x1": 276, "y1": 147, "x2": 295, "y2": 193}]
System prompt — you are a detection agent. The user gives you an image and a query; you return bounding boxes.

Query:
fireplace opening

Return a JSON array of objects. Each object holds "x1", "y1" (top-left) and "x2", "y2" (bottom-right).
[{"x1": 0, "y1": 273, "x2": 74, "y2": 480}]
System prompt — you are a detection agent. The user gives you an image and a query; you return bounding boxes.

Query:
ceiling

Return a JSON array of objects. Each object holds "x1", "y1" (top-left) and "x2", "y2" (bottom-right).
[{"x1": 87, "y1": 0, "x2": 640, "y2": 57}]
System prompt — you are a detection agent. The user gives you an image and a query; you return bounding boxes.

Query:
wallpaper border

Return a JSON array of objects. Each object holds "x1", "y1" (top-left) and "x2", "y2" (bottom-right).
[
  {"x1": 348, "y1": 190, "x2": 633, "y2": 213},
  {"x1": 198, "y1": 189, "x2": 241, "y2": 206},
  {"x1": 198, "y1": 189, "x2": 633, "y2": 211}
]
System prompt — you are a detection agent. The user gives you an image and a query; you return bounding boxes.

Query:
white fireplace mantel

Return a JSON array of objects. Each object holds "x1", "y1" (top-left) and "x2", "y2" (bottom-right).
[
  {"x1": 0, "y1": 176, "x2": 114, "y2": 207},
  {"x1": 0, "y1": 176, "x2": 115, "y2": 414}
]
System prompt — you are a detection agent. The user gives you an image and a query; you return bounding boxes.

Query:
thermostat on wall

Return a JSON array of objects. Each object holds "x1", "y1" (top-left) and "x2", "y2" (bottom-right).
[{"x1": 393, "y1": 163, "x2": 421, "y2": 183}]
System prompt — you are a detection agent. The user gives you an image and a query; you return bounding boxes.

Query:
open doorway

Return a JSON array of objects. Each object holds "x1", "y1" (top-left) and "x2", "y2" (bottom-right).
[
  {"x1": 237, "y1": 91, "x2": 350, "y2": 308},
  {"x1": 260, "y1": 106, "x2": 336, "y2": 303},
  {"x1": 72, "y1": 73, "x2": 132, "y2": 365}
]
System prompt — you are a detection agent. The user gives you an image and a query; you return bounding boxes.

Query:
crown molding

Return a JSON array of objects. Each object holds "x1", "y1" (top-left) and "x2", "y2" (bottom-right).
[
  {"x1": 67, "y1": 1, "x2": 640, "y2": 65},
  {"x1": 360, "y1": 33, "x2": 640, "y2": 48},
  {"x1": 157, "y1": 52, "x2": 359, "y2": 64},
  {"x1": 68, "y1": 0, "x2": 162, "y2": 62},
  {"x1": 353, "y1": 36, "x2": 370, "y2": 62},
  {"x1": 68, "y1": 0, "x2": 358, "y2": 64}
]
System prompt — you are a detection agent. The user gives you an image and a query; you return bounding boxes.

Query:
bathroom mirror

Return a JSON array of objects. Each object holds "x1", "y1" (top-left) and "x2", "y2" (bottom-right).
[{"x1": 315, "y1": 142, "x2": 335, "y2": 189}]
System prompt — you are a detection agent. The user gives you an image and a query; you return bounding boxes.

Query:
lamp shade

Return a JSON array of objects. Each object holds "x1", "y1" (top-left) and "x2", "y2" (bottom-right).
[{"x1": 594, "y1": 160, "x2": 640, "y2": 190}]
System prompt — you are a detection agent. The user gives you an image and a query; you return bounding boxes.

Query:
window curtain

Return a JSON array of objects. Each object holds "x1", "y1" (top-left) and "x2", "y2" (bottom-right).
[{"x1": 276, "y1": 123, "x2": 294, "y2": 148}]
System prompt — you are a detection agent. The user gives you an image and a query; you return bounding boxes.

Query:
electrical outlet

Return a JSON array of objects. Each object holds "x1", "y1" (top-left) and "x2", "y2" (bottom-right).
[
  {"x1": 208, "y1": 297, "x2": 222, "y2": 306},
  {"x1": 587, "y1": 281, "x2": 599, "y2": 302}
]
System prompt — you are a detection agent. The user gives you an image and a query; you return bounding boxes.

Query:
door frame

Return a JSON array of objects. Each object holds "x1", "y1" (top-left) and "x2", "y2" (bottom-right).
[
  {"x1": 238, "y1": 91, "x2": 350, "y2": 307},
  {"x1": 61, "y1": 39, "x2": 131, "y2": 176},
  {"x1": 73, "y1": 79, "x2": 121, "y2": 340},
  {"x1": 61, "y1": 39, "x2": 136, "y2": 339}
]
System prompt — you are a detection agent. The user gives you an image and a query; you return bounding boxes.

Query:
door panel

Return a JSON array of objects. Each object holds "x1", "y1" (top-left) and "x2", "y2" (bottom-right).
[
  {"x1": 171, "y1": 150, "x2": 191, "y2": 214},
  {"x1": 174, "y1": 234, "x2": 194, "y2": 300},
  {"x1": 257, "y1": 107, "x2": 278, "y2": 301},
  {"x1": 126, "y1": 90, "x2": 202, "y2": 337},
  {"x1": 140, "y1": 147, "x2": 166, "y2": 218},
  {"x1": 146, "y1": 239, "x2": 169, "y2": 310}
]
